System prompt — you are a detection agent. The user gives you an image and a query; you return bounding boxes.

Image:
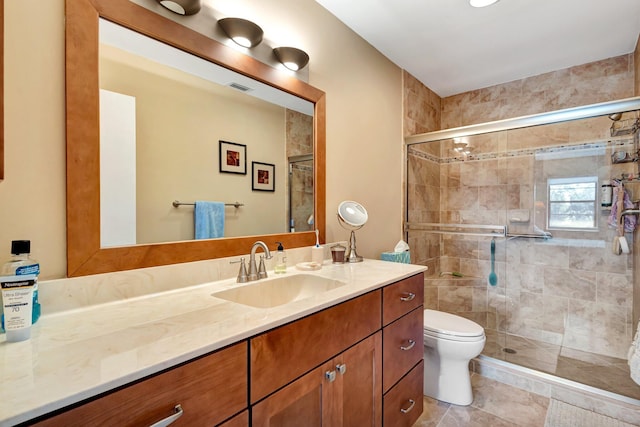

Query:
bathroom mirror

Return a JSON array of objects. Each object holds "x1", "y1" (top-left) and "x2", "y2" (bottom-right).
[
  {"x1": 65, "y1": 0, "x2": 326, "y2": 276},
  {"x1": 98, "y1": 18, "x2": 314, "y2": 246},
  {"x1": 337, "y1": 201, "x2": 368, "y2": 227}
]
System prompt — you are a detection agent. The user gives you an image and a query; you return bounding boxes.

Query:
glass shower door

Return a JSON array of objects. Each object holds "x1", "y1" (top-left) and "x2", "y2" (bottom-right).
[{"x1": 288, "y1": 154, "x2": 314, "y2": 233}]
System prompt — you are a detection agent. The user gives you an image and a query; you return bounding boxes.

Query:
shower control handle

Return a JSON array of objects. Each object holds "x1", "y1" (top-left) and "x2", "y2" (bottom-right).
[
  {"x1": 400, "y1": 339, "x2": 416, "y2": 351},
  {"x1": 400, "y1": 292, "x2": 415, "y2": 302}
]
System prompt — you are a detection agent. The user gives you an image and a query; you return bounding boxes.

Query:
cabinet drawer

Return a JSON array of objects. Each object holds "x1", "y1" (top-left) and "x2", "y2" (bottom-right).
[
  {"x1": 383, "y1": 360, "x2": 424, "y2": 427},
  {"x1": 383, "y1": 307, "x2": 424, "y2": 393},
  {"x1": 32, "y1": 342, "x2": 248, "y2": 427},
  {"x1": 250, "y1": 290, "x2": 381, "y2": 403},
  {"x1": 382, "y1": 273, "x2": 424, "y2": 325}
]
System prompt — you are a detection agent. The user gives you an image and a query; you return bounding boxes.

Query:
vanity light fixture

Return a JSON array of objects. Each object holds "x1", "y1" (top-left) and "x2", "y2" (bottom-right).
[
  {"x1": 156, "y1": 0, "x2": 201, "y2": 16},
  {"x1": 218, "y1": 18, "x2": 264, "y2": 48},
  {"x1": 273, "y1": 47, "x2": 310, "y2": 71},
  {"x1": 469, "y1": 0, "x2": 499, "y2": 7}
]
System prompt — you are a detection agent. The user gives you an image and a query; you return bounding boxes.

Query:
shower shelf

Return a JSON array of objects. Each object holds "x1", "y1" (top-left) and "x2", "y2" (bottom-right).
[{"x1": 610, "y1": 154, "x2": 637, "y2": 164}]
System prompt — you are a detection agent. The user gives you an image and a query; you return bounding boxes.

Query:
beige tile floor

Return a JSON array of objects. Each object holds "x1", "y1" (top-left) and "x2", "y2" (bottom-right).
[
  {"x1": 482, "y1": 330, "x2": 640, "y2": 400},
  {"x1": 413, "y1": 373, "x2": 550, "y2": 427}
]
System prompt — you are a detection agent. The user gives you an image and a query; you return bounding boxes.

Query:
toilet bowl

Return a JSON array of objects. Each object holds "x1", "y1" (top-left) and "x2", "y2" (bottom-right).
[{"x1": 423, "y1": 309, "x2": 485, "y2": 406}]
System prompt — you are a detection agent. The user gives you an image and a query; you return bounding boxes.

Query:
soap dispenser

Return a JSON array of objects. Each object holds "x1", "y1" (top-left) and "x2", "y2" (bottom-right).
[{"x1": 274, "y1": 242, "x2": 287, "y2": 274}]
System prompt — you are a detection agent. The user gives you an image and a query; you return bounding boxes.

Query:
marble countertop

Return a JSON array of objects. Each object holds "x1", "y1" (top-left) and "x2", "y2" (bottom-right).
[{"x1": 0, "y1": 259, "x2": 425, "y2": 426}]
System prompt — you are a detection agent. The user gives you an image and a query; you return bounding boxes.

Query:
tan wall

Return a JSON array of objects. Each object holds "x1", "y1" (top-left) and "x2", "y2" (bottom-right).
[
  {"x1": 2, "y1": 1, "x2": 66, "y2": 278},
  {"x1": 0, "y1": 0, "x2": 403, "y2": 279},
  {"x1": 441, "y1": 55, "x2": 635, "y2": 128},
  {"x1": 403, "y1": 70, "x2": 441, "y2": 136}
]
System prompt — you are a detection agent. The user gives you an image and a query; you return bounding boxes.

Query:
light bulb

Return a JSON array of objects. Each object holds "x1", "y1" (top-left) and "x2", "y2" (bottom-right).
[{"x1": 470, "y1": 0, "x2": 499, "y2": 7}]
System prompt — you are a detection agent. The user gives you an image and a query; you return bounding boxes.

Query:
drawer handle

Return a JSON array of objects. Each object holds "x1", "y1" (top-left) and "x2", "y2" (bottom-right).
[
  {"x1": 400, "y1": 292, "x2": 415, "y2": 302},
  {"x1": 149, "y1": 404, "x2": 183, "y2": 427},
  {"x1": 325, "y1": 370, "x2": 337, "y2": 382},
  {"x1": 400, "y1": 399, "x2": 416, "y2": 414},
  {"x1": 336, "y1": 363, "x2": 347, "y2": 375},
  {"x1": 400, "y1": 339, "x2": 416, "y2": 351}
]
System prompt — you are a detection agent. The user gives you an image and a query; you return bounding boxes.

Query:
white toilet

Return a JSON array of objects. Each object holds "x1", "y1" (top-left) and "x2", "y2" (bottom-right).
[{"x1": 423, "y1": 309, "x2": 486, "y2": 406}]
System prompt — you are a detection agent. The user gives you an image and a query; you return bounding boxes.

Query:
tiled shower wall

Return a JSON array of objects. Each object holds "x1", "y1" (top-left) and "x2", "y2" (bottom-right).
[
  {"x1": 286, "y1": 109, "x2": 314, "y2": 232},
  {"x1": 404, "y1": 53, "x2": 638, "y2": 359}
]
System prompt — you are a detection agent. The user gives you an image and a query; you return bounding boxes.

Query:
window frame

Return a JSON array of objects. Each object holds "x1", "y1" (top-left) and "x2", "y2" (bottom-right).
[{"x1": 547, "y1": 176, "x2": 598, "y2": 231}]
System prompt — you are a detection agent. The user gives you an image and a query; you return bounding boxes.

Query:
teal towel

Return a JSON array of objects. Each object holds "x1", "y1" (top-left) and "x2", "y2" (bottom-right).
[{"x1": 194, "y1": 201, "x2": 225, "y2": 239}]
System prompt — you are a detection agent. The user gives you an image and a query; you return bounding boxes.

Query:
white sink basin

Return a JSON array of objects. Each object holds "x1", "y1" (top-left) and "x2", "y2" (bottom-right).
[{"x1": 212, "y1": 274, "x2": 346, "y2": 308}]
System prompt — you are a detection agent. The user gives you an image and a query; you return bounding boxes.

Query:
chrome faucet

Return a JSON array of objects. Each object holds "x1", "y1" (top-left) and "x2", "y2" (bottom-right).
[{"x1": 248, "y1": 241, "x2": 272, "y2": 281}]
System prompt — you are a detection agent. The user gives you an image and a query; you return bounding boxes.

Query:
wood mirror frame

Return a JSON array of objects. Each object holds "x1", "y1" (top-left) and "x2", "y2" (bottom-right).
[{"x1": 65, "y1": 0, "x2": 326, "y2": 277}]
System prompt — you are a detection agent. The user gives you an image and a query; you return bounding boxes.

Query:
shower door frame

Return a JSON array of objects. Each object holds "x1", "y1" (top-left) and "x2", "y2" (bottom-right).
[
  {"x1": 404, "y1": 95, "x2": 640, "y2": 314},
  {"x1": 403, "y1": 96, "x2": 640, "y2": 400}
]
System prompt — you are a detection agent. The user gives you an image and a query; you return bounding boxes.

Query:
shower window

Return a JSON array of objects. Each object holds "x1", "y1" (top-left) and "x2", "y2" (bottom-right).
[{"x1": 547, "y1": 176, "x2": 597, "y2": 229}]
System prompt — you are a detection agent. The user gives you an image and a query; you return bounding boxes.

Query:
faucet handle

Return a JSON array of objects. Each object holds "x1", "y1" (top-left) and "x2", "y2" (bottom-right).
[
  {"x1": 258, "y1": 255, "x2": 268, "y2": 279},
  {"x1": 231, "y1": 257, "x2": 249, "y2": 283}
]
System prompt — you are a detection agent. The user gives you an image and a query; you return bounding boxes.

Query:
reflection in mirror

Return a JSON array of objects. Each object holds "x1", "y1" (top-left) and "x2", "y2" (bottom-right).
[
  {"x1": 65, "y1": 0, "x2": 326, "y2": 276},
  {"x1": 98, "y1": 19, "x2": 314, "y2": 247}
]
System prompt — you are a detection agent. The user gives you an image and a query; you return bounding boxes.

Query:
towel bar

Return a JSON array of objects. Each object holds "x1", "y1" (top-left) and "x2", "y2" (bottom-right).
[{"x1": 172, "y1": 200, "x2": 244, "y2": 208}]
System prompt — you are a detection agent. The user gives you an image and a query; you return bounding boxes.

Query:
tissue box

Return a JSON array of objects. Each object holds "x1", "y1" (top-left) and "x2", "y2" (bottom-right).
[{"x1": 380, "y1": 251, "x2": 411, "y2": 264}]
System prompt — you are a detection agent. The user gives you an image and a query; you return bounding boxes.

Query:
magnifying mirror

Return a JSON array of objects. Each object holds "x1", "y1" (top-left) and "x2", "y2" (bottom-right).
[{"x1": 337, "y1": 201, "x2": 368, "y2": 262}]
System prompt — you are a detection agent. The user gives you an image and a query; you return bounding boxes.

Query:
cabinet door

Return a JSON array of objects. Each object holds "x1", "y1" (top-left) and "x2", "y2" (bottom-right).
[
  {"x1": 31, "y1": 342, "x2": 248, "y2": 427},
  {"x1": 252, "y1": 333, "x2": 382, "y2": 427},
  {"x1": 335, "y1": 332, "x2": 382, "y2": 427},
  {"x1": 251, "y1": 360, "x2": 336, "y2": 427},
  {"x1": 251, "y1": 290, "x2": 381, "y2": 403}
]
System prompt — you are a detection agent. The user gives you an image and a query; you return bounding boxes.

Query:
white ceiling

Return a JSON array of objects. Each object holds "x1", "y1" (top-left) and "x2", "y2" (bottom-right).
[{"x1": 314, "y1": 0, "x2": 640, "y2": 97}]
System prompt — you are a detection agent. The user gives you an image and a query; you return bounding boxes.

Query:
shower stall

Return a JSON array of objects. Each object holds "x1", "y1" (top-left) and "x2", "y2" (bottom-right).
[
  {"x1": 288, "y1": 154, "x2": 314, "y2": 233},
  {"x1": 405, "y1": 98, "x2": 640, "y2": 401}
]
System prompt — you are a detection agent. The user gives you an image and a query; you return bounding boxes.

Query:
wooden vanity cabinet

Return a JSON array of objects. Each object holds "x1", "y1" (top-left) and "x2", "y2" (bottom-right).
[
  {"x1": 251, "y1": 272, "x2": 425, "y2": 427},
  {"x1": 30, "y1": 342, "x2": 248, "y2": 427},
  {"x1": 381, "y1": 273, "x2": 424, "y2": 427},
  {"x1": 26, "y1": 272, "x2": 426, "y2": 427}
]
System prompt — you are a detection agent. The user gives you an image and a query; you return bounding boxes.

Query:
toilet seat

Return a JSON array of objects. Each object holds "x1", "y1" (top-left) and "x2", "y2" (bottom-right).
[{"x1": 423, "y1": 309, "x2": 485, "y2": 342}]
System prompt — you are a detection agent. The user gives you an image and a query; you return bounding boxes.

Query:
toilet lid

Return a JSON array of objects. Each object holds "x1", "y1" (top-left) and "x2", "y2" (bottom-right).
[{"x1": 423, "y1": 309, "x2": 484, "y2": 338}]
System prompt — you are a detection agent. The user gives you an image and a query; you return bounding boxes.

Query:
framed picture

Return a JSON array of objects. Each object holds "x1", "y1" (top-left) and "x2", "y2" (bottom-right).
[
  {"x1": 219, "y1": 140, "x2": 247, "y2": 174},
  {"x1": 252, "y1": 161, "x2": 275, "y2": 192}
]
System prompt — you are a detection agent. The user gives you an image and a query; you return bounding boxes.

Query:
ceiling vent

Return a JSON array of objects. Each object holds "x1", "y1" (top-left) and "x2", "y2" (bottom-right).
[{"x1": 228, "y1": 82, "x2": 252, "y2": 92}]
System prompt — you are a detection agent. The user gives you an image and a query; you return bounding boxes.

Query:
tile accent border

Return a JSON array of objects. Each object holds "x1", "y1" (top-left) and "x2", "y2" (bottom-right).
[{"x1": 408, "y1": 136, "x2": 636, "y2": 164}]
